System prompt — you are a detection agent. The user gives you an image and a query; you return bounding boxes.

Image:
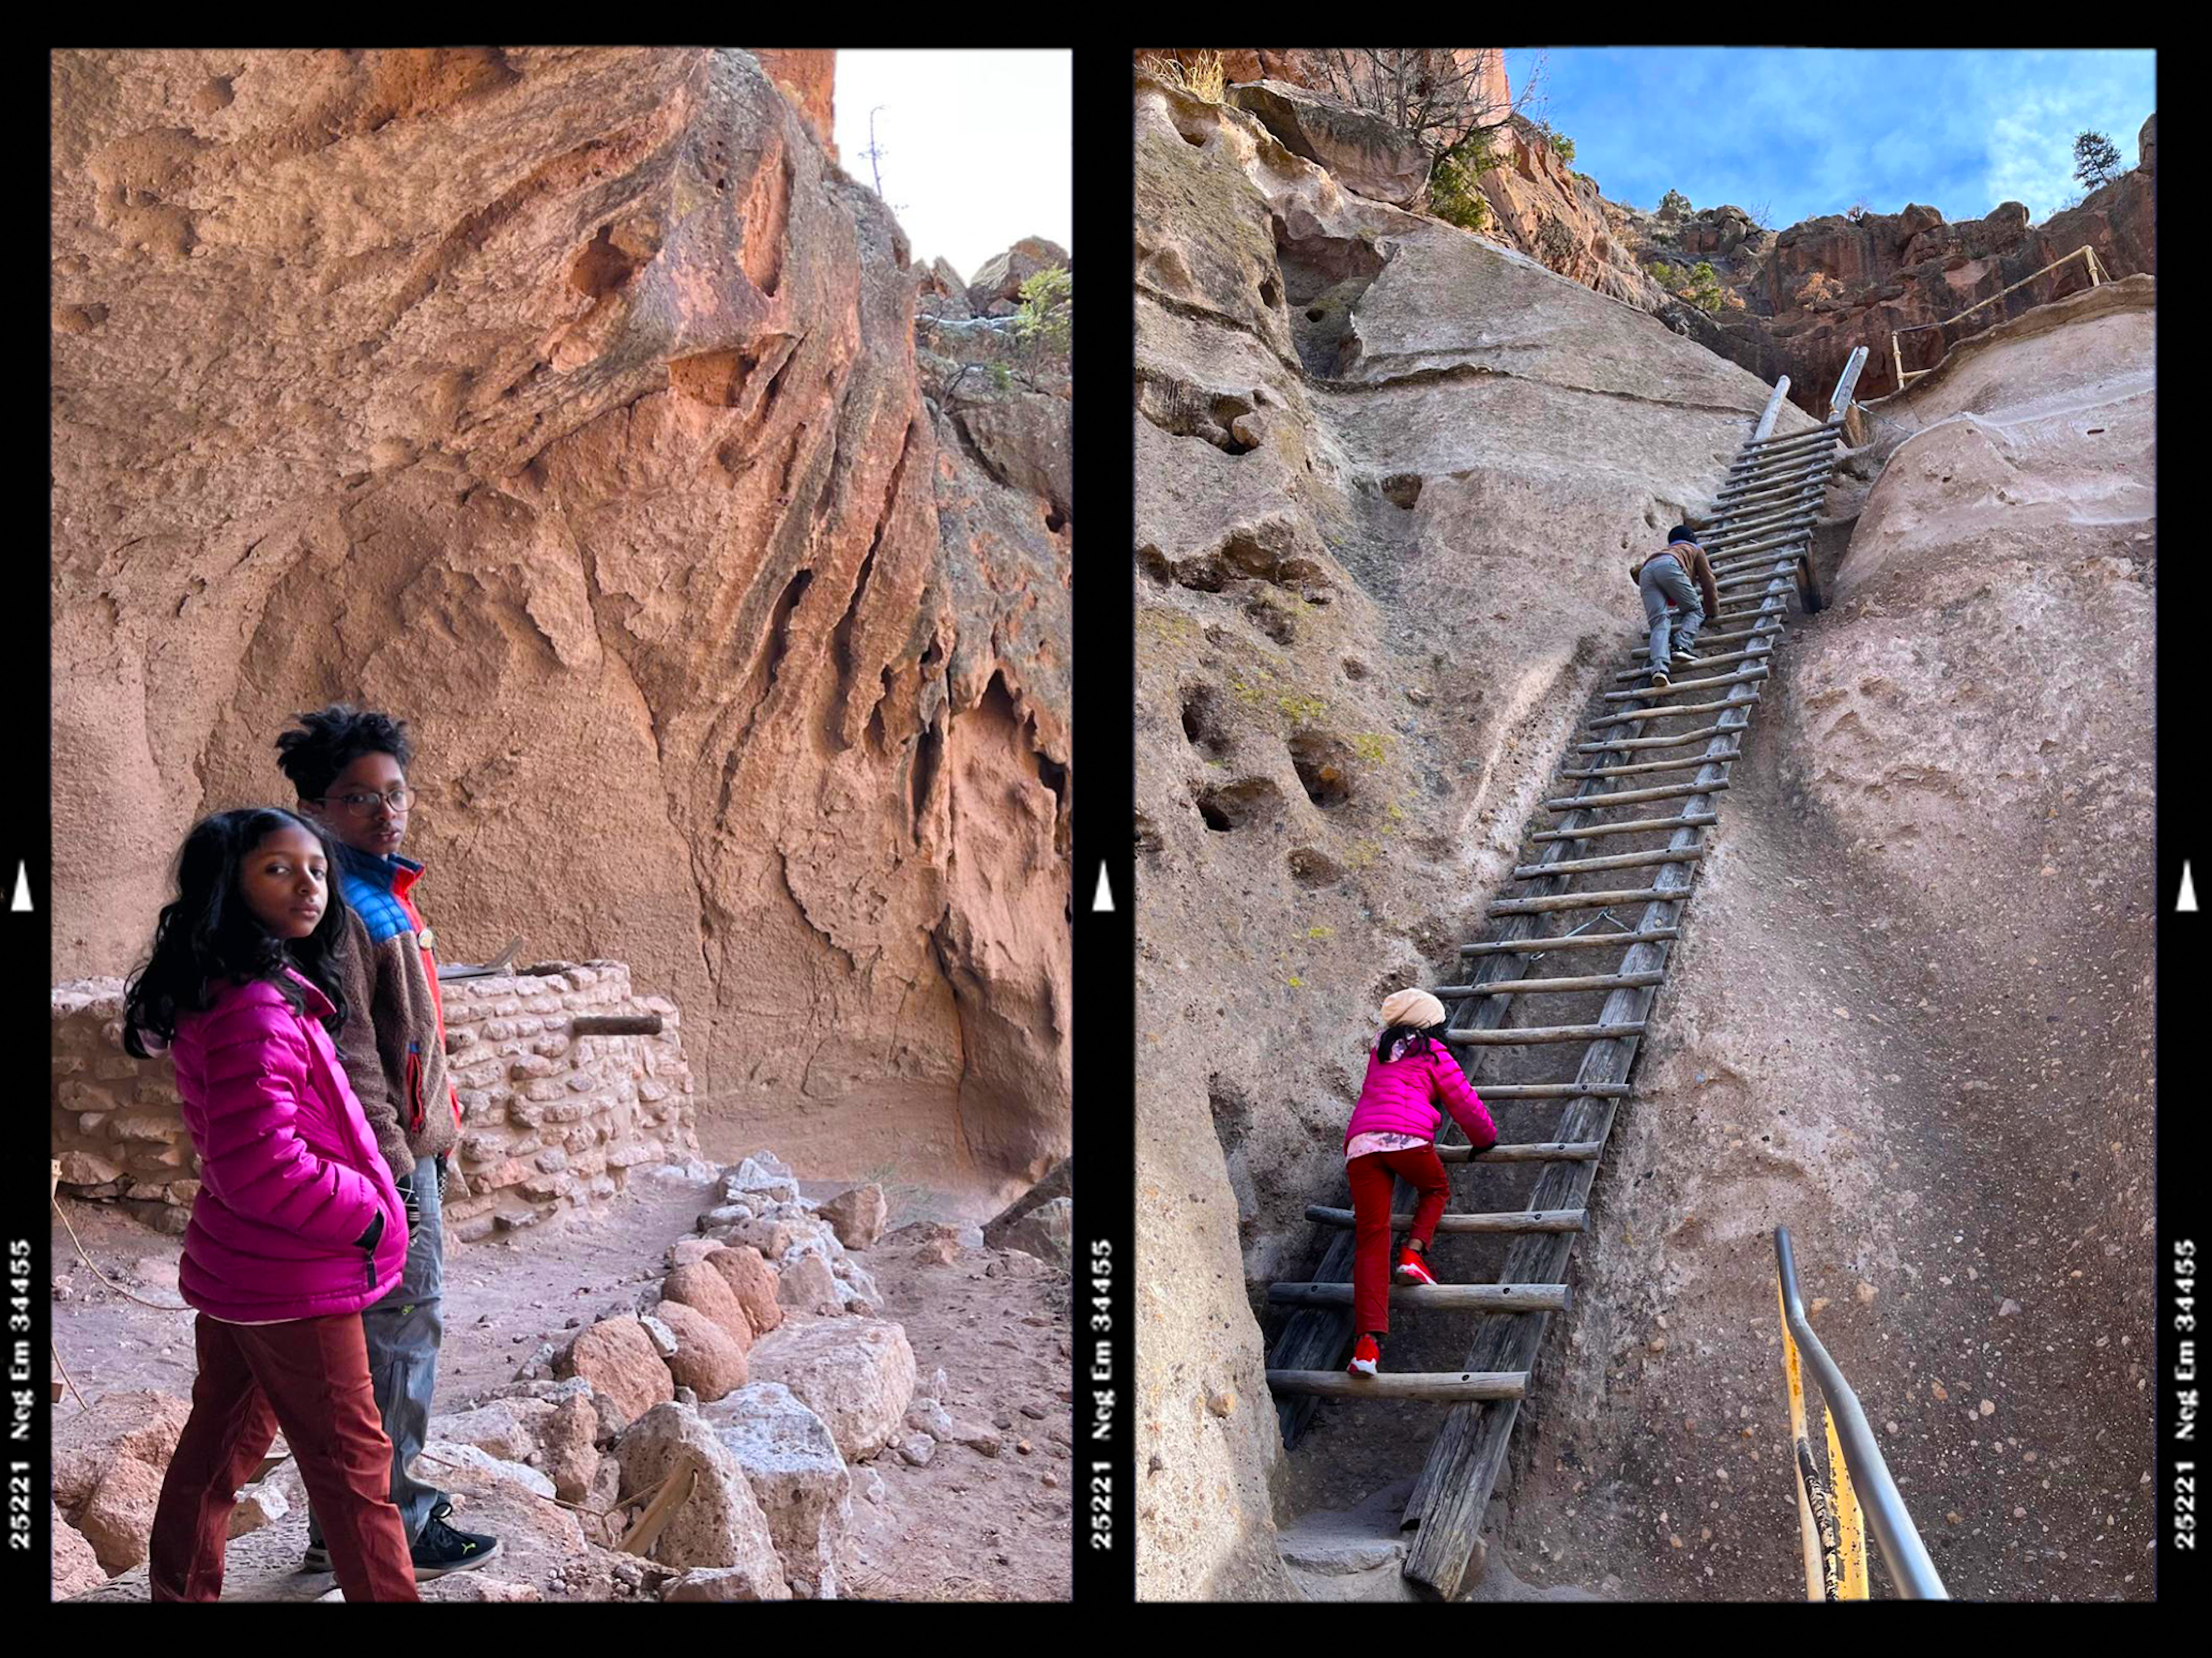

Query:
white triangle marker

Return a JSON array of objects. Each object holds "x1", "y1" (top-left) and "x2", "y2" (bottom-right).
[
  {"x1": 2181, "y1": 861, "x2": 2200, "y2": 913},
  {"x1": 1092, "y1": 864, "x2": 1115, "y2": 913},
  {"x1": 9, "y1": 862, "x2": 28, "y2": 913}
]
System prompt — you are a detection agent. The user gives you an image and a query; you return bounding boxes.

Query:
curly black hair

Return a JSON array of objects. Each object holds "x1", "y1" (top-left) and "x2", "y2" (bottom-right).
[
  {"x1": 273, "y1": 703, "x2": 414, "y2": 802},
  {"x1": 1377, "y1": 1021, "x2": 1446, "y2": 1060},
  {"x1": 122, "y1": 808, "x2": 351, "y2": 1057}
]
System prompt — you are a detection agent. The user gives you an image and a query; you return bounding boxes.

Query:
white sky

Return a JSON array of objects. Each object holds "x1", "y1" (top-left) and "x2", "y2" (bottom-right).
[{"x1": 830, "y1": 50, "x2": 1072, "y2": 283}]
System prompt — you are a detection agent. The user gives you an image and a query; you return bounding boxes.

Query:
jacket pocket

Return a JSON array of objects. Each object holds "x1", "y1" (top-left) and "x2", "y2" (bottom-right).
[{"x1": 405, "y1": 1042, "x2": 424, "y2": 1134}]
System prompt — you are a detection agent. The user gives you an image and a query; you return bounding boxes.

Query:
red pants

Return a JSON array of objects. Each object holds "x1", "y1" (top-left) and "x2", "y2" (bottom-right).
[
  {"x1": 149, "y1": 1312, "x2": 421, "y2": 1602},
  {"x1": 1347, "y1": 1144, "x2": 1450, "y2": 1337}
]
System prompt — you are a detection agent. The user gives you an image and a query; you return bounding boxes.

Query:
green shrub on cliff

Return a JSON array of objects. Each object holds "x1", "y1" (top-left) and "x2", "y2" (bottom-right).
[
  {"x1": 1428, "y1": 131, "x2": 1494, "y2": 233},
  {"x1": 1658, "y1": 188, "x2": 1691, "y2": 218},
  {"x1": 1686, "y1": 260, "x2": 1722, "y2": 312}
]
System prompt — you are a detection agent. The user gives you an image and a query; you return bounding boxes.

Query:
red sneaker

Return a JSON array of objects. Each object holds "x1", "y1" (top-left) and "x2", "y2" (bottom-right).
[
  {"x1": 1347, "y1": 1334, "x2": 1381, "y2": 1376},
  {"x1": 1395, "y1": 1246, "x2": 1438, "y2": 1286}
]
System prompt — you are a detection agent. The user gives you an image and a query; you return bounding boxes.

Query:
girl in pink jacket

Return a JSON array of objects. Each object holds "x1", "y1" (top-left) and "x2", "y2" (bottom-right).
[
  {"x1": 1341, "y1": 989, "x2": 1496, "y2": 1376},
  {"x1": 124, "y1": 808, "x2": 421, "y2": 1602}
]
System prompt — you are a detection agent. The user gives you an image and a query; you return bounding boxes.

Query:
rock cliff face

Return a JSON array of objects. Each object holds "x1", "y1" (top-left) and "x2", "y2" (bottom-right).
[
  {"x1": 1131, "y1": 71, "x2": 1823, "y2": 1600},
  {"x1": 50, "y1": 48, "x2": 1069, "y2": 1196}
]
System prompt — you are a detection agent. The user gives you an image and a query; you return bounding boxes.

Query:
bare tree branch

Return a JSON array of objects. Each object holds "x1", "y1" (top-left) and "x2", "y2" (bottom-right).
[{"x1": 1312, "y1": 47, "x2": 1547, "y2": 152}]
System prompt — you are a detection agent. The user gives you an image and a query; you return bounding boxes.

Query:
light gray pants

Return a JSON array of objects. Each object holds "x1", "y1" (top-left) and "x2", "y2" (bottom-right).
[
  {"x1": 308, "y1": 1154, "x2": 448, "y2": 1548},
  {"x1": 1639, "y1": 554, "x2": 1703, "y2": 671}
]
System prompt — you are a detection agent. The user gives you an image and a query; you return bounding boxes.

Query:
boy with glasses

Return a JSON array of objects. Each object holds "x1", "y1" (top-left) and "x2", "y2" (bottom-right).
[{"x1": 275, "y1": 704, "x2": 500, "y2": 1579}]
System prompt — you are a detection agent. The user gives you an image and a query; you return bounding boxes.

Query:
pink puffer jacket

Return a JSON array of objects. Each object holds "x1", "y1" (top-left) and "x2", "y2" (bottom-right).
[
  {"x1": 1343, "y1": 1038, "x2": 1497, "y2": 1151},
  {"x1": 169, "y1": 970, "x2": 408, "y2": 1322}
]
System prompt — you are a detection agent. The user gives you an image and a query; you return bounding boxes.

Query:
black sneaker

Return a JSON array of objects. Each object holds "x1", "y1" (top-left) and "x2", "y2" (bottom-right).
[
  {"x1": 412, "y1": 1504, "x2": 502, "y2": 1579},
  {"x1": 300, "y1": 1541, "x2": 332, "y2": 1573}
]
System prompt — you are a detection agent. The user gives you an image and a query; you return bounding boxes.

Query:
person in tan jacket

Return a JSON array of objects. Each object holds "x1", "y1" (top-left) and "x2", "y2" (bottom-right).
[
  {"x1": 276, "y1": 704, "x2": 499, "y2": 1581},
  {"x1": 1629, "y1": 525, "x2": 1721, "y2": 688}
]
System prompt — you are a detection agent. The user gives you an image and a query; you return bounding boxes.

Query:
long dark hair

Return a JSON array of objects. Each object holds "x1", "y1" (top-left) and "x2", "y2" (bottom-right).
[
  {"x1": 122, "y1": 807, "x2": 351, "y2": 1057},
  {"x1": 1378, "y1": 1021, "x2": 1446, "y2": 1061}
]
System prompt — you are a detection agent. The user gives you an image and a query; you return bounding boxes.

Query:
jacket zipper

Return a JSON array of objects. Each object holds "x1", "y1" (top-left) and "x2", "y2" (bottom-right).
[{"x1": 406, "y1": 1042, "x2": 424, "y2": 1134}]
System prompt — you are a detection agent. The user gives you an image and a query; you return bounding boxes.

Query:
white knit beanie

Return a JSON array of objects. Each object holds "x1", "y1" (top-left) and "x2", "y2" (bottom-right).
[{"x1": 1380, "y1": 989, "x2": 1446, "y2": 1031}]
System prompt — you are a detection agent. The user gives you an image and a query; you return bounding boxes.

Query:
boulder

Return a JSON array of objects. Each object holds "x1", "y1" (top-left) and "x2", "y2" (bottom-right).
[
  {"x1": 1224, "y1": 80, "x2": 1431, "y2": 208},
  {"x1": 965, "y1": 236, "x2": 1071, "y2": 316},
  {"x1": 702, "y1": 1380, "x2": 854, "y2": 1599},
  {"x1": 955, "y1": 394, "x2": 1073, "y2": 523},
  {"x1": 418, "y1": 1440, "x2": 558, "y2": 1501},
  {"x1": 662, "y1": 1565, "x2": 790, "y2": 1602},
  {"x1": 817, "y1": 1182, "x2": 889, "y2": 1249},
  {"x1": 705, "y1": 1243, "x2": 785, "y2": 1336},
  {"x1": 427, "y1": 1399, "x2": 549, "y2": 1464},
  {"x1": 722, "y1": 1153, "x2": 800, "y2": 1206},
  {"x1": 486, "y1": 1375, "x2": 627, "y2": 1445},
  {"x1": 2140, "y1": 112, "x2": 2156, "y2": 175},
  {"x1": 982, "y1": 1155, "x2": 1072, "y2": 1248},
  {"x1": 917, "y1": 256, "x2": 973, "y2": 320},
  {"x1": 748, "y1": 1316, "x2": 916, "y2": 1462},
  {"x1": 52, "y1": 1504, "x2": 108, "y2": 1597},
  {"x1": 614, "y1": 1402, "x2": 790, "y2": 1595},
  {"x1": 555, "y1": 1316, "x2": 675, "y2": 1424},
  {"x1": 725, "y1": 1216, "x2": 803, "y2": 1260},
  {"x1": 653, "y1": 1299, "x2": 750, "y2": 1400},
  {"x1": 896, "y1": 1433, "x2": 935, "y2": 1467},
  {"x1": 661, "y1": 1259, "x2": 757, "y2": 1350},
  {"x1": 540, "y1": 1394, "x2": 605, "y2": 1504},
  {"x1": 906, "y1": 1396, "x2": 956, "y2": 1439},
  {"x1": 75, "y1": 1455, "x2": 165, "y2": 1574},
  {"x1": 225, "y1": 1478, "x2": 289, "y2": 1540},
  {"x1": 777, "y1": 1251, "x2": 843, "y2": 1316},
  {"x1": 667, "y1": 1236, "x2": 725, "y2": 1270},
  {"x1": 53, "y1": 1390, "x2": 191, "y2": 1517},
  {"x1": 997, "y1": 1195, "x2": 1073, "y2": 1267}
]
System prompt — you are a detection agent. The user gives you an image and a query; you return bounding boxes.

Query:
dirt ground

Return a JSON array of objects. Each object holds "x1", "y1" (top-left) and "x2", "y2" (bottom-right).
[{"x1": 50, "y1": 1168, "x2": 1071, "y2": 1602}]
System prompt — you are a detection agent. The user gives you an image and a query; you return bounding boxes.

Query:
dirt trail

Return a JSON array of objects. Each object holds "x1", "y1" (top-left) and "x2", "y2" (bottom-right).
[{"x1": 51, "y1": 1171, "x2": 1071, "y2": 1602}]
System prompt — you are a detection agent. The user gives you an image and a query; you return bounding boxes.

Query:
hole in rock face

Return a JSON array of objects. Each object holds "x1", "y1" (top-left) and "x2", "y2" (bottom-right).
[
  {"x1": 1287, "y1": 847, "x2": 1342, "y2": 887},
  {"x1": 1245, "y1": 595, "x2": 1294, "y2": 645},
  {"x1": 1342, "y1": 657, "x2": 1369, "y2": 682},
  {"x1": 1045, "y1": 506, "x2": 1067, "y2": 533},
  {"x1": 1135, "y1": 813, "x2": 1163, "y2": 854},
  {"x1": 1287, "y1": 732, "x2": 1355, "y2": 809},
  {"x1": 2085, "y1": 427, "x2": 2105, "y2": 435},
  {"x1": 1180, "y1": 685, "x2": 1230, "y2": 757},
  {"x1": 1196, "y1": 777, "x2": 1281, "y2": 832},
  {"x1": 1306, "y1": 307, "x2": 1326, "y2": 323},
  {"x1": 1380, "y1": 474, "x2": 1423, "y2": 510},
  {"x1": 1136, "y1": 546, "x2": 1174, "y2": 586},
  {"x1": 1258, "y1": 278, "x2": 1280, "y2": 309}
]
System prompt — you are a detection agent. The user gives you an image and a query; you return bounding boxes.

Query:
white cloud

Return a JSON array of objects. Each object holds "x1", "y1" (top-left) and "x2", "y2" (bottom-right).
[{"x1": 830, "y1": 50, "x2": 1071, "y2": 282}]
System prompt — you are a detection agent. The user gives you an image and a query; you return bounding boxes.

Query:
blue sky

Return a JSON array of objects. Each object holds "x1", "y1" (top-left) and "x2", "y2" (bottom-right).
[{"x1": 1506, "y1": 48, "x2": 2154, "y2": 226}]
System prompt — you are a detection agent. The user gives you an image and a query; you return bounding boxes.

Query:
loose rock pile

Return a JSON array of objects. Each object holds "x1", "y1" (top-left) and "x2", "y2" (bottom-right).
[
  {"x1": 50, "y1": 962, "x2": 697, "y2": 1237},
  {"x1": 54, "y1": 1151, "x2": 1025, "y2": 1602}
]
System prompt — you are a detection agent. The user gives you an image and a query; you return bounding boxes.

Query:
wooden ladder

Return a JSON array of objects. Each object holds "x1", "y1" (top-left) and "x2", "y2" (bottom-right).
[{"x1": 1260, "y1": 350, "x2": 1870, "y2": 1600}]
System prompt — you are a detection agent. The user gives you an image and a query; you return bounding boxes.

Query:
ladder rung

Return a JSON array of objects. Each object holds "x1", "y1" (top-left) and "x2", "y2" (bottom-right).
[
  {"x1": 1545, "y1": 779, "x2": 1728, "y2": 809},
  {"x1": 1438, "y1": 1139, "x2": 1604, "y2": 1163},
  {"x1": 1434, "y1": 1082, "x2": 1633, "y2": 1099},
  {"x1": 1577, "y1": 724, "x2": 1735, "y2": 753},
  {"x1": 1529, "y1": 812, "x2": 1717, "y2": 842},
  {"x1": 1459, "y1": 934, "x2": 1675, "y2": 958},
  {"x1": 1490, "y1": 885, "x2": 1680, "y2": 915},
  {"x1": 1510, "y1": 847, "x2": 1706, "y2": 880},
  {"x1": 1304, "y1": 1205, "x2": 1586, "y2": 1234},
  {"x1": 1602, "y1": 668, "x2": 1766, "y2": 701},
  {"x1": 1631, "y1": 623, "x2": 1781, "y2": 657},
  {"x1": 1266, "y1": 1369, "x2": 1528, "y2": 1402},
  {"x1": 1440, "y1": 968, "x2": 1666, "y2": 995},
  {"x1": 1589, "y1": 694, "x2": 1758, "y2": 729},
  {"x1": 1562, "y1": 752, "x2": 1737, "y2": 779},
  {"x1": 1715, "y1": 565, "x2": 1799, "y2": 592},
  {"x1": 1444, "y1": 1021, "x2": 1646, "y2": 1045},
  {"x1": 1267, "y1": 1282, "x2": 1570, "y2": 1312},
  {"x1": 1613, "y1": 646, "x2": 1765, "y2": 680},
  {"x1": 1737, "y1": 421, "x2": 1842, "y2": 453}
]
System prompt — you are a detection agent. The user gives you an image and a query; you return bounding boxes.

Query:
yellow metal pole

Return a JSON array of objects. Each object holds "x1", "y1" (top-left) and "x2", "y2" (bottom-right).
[
  {"x1": 1779, "y1": 1279, "x2": 1825, "y2": 1599},
  {"x1": 1824, "y1": 1401, "x2": 1870, "y2": 1598}
]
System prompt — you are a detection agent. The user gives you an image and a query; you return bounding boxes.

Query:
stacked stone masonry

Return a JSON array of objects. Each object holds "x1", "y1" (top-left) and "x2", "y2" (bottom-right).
[{"x1": 51, "y1": 962, "x2": 699, "y2": 1241}]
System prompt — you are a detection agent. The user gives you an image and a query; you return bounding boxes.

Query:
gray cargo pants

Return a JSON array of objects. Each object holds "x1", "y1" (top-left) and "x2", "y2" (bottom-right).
[
  {"x1": 1639, "y1": 552, "x2": 1704, "y2": 671},
  {"x1": 308, "y1": 1154, "x2": 448, "y2": 1549}
]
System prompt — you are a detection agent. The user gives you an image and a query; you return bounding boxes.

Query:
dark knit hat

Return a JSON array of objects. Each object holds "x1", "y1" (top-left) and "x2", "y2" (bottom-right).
[{"x1": 1668, "y1": 524, "x2": 1697, "y2": 544}]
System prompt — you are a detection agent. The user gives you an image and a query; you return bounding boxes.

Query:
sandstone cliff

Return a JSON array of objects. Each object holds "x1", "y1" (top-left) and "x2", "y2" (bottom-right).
[
  {"x1": 50, "y1": 48, "x2": 1069, "y2": 1197},
  {"x1": 1134, "y1": 60, "x2": 2152, "y2": 1600},
  {"x1": 1131, "y1": 70, "x2": 1823, "y2": 1599}
]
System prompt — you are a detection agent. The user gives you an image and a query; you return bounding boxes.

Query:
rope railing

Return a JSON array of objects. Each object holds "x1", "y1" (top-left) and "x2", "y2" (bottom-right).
[
  {"x1": 1774, "y1": 1226, "x2": 1949, "y2": 1599},
  {"x1": 1889, "y1": 245, "x2": 2110, "y2": 390}
]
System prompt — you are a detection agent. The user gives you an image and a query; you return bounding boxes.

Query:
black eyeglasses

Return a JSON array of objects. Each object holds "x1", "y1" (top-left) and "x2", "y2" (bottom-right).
[{"x1": 319, "y1": 788, "x2": 416, "y2": 816}]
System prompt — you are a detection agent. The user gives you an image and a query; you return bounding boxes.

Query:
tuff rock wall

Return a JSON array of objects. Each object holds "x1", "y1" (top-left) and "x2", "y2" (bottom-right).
[{"x1": 50, "y1": 48, "x2": 1070, "y2": 1196}]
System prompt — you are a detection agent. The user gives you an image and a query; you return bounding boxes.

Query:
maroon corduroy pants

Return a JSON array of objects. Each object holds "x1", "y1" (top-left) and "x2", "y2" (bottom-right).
[
  {"x1": 148, "y1": 1311, "x2": 420, "y2": 1602},
  {"x1": 1347, "y1": 1142, "x2": 1450, "y2": 1337}
]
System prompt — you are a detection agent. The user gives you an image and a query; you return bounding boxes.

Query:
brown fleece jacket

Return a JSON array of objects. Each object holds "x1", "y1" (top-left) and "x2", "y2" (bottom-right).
[
  {"x1": 335, "y1": 905, "x2": 460, "y2": 1179},
  {"x1": 1631, "y1": 540, "x2": 1722, "y2": 618}
]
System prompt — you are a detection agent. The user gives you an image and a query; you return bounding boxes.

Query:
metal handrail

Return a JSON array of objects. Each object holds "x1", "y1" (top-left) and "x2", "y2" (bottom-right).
[{"x1": 1774, "y1": 1227, "x2": 1950, "y2": 1599}]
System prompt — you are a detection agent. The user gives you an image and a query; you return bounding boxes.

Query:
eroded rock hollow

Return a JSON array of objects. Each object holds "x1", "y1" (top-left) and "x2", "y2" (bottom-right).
[{"x1": 51, "y1": 48, "x2": 1070, "y2": 1196}]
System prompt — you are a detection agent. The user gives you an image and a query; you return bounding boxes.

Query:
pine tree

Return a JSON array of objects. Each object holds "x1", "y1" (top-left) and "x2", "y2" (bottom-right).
[{"x1": 2072, "y1": 130, "x2": 2123, "y2": 191}]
